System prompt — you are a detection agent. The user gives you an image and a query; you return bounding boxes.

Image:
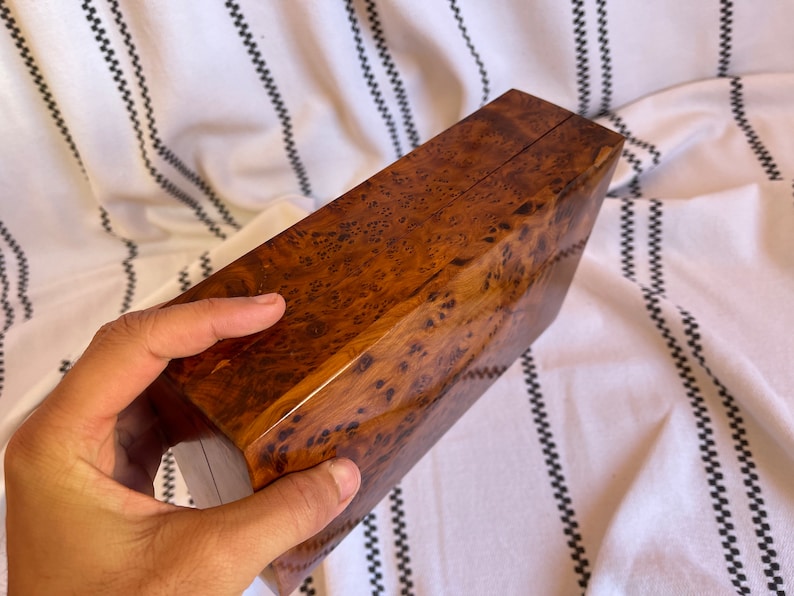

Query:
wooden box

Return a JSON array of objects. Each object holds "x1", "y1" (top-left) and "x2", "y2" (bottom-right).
[{"x1": 151, "y1": 89, "x2": 623, "y2": 594}]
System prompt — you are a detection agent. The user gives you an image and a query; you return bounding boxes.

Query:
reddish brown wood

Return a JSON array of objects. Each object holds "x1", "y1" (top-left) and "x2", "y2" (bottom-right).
[{"x1": 150, "y1": 89, "x2": 623, "y2": 595}]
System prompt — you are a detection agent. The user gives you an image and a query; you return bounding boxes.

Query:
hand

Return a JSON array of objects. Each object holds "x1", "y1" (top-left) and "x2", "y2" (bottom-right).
[{"x1": 4, "y1": 295, "x2": 361, "y2": 595}]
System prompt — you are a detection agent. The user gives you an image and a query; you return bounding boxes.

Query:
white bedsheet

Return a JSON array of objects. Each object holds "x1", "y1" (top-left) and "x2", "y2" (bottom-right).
[{"x1": 0, "y1": 2, "x2": 792, "y2": 594}]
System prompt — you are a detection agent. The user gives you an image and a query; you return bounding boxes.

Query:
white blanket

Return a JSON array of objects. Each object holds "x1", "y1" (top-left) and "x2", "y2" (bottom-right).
[{"x1": 1, "y1": 1, "x2": 792, "y2": 594}]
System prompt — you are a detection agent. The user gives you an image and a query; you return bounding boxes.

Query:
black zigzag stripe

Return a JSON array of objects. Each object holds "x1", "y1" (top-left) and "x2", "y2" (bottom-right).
[
  {"x1": 199, "y1": 251, "x2": 213, "y2": 279},
  {"x1": 647, "y1": 199, "x2": 664, "y2": 294},
  {"x1": 364, "y1": 0, "x2": 421, "y2": 151},
  {"x1": 105, "y1": 0, "x2": 241, "y2": 232},
  {"x1": 679, "y1": 308, "x2": 786, "y2": 595},
  {"x1": 618, "y1": 197, "x2": 636, "y2": 281},
  {"x1": 298, "y1": 575, "x2": 317, "y2": 596},
  {"x1": 0, "y1": 254, "x2": 10, "y2": 331},
  {"x1": 615, "y1": 117, "x2": 654, "y2": 285},
  {"x1": 717, "y1": 0, "x2": 733, "y2": 78},
  {"x1": 99, "y1": 207, "x2": 138, "y2": 314},
  {"x1": 0, "y1": 250, "x2": 14, "y2": 399},
  {"x1": 614, "y1": 148, "x2": 645, "y2": 291},
  {"x1": 345, "y1": 0, "x2": 404, "y2": 160},
  {"x1": 175, "y1": 253, "x2": 210, "y2": 298},
  {"x1": 0, "y1": 221, "x2": 33, "y2": 320},
  {"x1": 224, "y1": 1, "x2": 312, "y2": 197},
  {"x1": 1, "y1": 2, "x2": 144, "y2": 314},
  {"x1": 388, "y1": 485, "x2": 415, "y2": 596},
  {"x1": 178, "y1": 267, "x2": 191, "y2": 292},
  {"x1": 362, "y1": 512, "x2": 386, "y2": 594},
  {"x1": 161, "y1": 449, "x2": 177, "y2": 504},
  {"x1": 81, "y1": 0, "x2": 227, "y2": 240},
  {"x1": 620, "y1": 147, "x2": 644, "y2": 200},
  {"x1": 570, "y1": 0, "x2": 591, "y2": 117},
  {"x1": 0, "y1": 0, "x2": 86, "y2": 174},
  {"x1": 521, "y1": 348, "x2": 591, "y2": 593},
  {"x1": 594, "y1": 0, "x2": 613, "y2": 116},
  {"x1": 728, "y1": 77, "x2": 783, "y2": 182},
  {"x1": 624, "y1": 194, "x2": 752, "y2": 594},
  {"x1": 647, "y1": 202, "x2": 786, "y2": 593},
  {"x1": 605, "y1": 113, "x2": 661, "y2": 169},
  {"x1": 640, "y1": 288, "x2": 751, "y2": 594},
  {"x1": 59, "y1": 359, "x2": 75, "y2": 376},
  {"x1": 447, "y1": 0, "x2": 490, "y2": 107}
]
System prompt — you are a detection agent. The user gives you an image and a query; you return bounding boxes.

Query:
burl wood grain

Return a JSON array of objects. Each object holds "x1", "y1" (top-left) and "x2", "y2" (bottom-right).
[{"x1": 150, "y1": 89, "x2": 624, "y2": 595}]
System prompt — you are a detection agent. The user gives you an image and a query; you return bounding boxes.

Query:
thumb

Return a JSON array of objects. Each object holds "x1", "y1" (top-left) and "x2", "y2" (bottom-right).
[{"x1": 199, "y1": 458, "x2": 361, "y2": 580}]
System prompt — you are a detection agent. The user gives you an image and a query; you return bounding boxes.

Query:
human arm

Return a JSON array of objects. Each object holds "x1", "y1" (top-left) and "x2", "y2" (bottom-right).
[{"x1": 4, "y1": 294, "x2": 360, "y2": 595}]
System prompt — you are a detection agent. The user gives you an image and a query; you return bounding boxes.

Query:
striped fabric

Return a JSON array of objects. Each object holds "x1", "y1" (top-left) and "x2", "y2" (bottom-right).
[{"x1": 1, "y1": 1, "x2": 793, "y2": 594}]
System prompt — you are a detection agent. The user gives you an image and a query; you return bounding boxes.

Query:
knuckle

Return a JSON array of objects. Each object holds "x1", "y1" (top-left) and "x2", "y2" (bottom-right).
[
  {"x1": 200, "y1": 297, "x2": 224, "y2": 310},
  {"x1": 89, "y1": 309, "x2": 162, "y2": 356},
  {"x1": 94, "y1": 311, "x2": 146, "y2": 344}
]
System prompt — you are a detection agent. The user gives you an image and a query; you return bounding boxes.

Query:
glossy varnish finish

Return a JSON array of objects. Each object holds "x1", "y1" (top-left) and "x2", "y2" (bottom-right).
[{"x1": 150, "y1": 89, "x2": 624, "y2": 595}]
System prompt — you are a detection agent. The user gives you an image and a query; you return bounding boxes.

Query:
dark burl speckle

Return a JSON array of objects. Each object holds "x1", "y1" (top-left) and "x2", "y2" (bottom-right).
[
  {"x1": 357, "y1": 354, "x2": 374, "y2": 372},
  {"x1": 305, "y1": 320, "x2": 327, "y2": 338}
]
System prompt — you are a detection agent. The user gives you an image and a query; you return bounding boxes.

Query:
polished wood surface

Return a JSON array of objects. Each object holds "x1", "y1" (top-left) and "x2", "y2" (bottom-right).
[{"x1": 150, "y1": 89, "x2": 623, "y2": 595}]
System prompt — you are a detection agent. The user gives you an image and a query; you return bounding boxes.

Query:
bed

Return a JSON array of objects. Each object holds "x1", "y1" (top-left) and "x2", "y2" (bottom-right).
[{"x1": 0, "y1": 2, "x2": 792, "y2": 594}]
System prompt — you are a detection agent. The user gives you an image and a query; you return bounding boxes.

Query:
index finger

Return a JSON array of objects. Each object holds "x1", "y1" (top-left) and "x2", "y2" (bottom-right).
[{"x1": 49, "y1": 294, "x2": 286, "y2": 428}]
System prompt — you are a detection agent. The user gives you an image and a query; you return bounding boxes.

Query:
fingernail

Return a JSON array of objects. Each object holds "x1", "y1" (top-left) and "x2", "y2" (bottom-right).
[
  {"x1": 328, "y1": 458, "x2": 360, "y2": 502},
  {"x1": 251, "y1": 293, "x2": 281, "y2": 305}
]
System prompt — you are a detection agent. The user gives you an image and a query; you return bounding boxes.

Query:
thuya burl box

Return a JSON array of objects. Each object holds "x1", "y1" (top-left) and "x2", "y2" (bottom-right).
[{"x1": 150, "y1": 89, "x2": 623, "y2": 594}]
